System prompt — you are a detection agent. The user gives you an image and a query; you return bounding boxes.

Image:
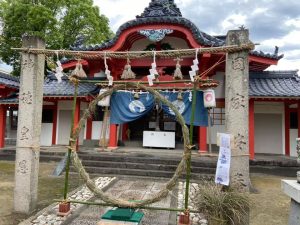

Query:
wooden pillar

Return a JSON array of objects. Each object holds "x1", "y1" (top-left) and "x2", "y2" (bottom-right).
[
  {"x1": 14, "y1": 36, "x2": 45, "y2": 213},
  {"x1": 198, "y1": 126, "x2": 207, "y2": 152},
  {"x1": 225, "y1": 29, "x2": 250, "y2": 192},
  {"x1": 122, "y1": 123, "x2": 128, "y2": 141},
  {"x1": 108, "y1": 124, "x2": 118, "y2": 149},
  {"x1": 86, "y1": 117, "x2": 92, "y2": 140},
  {"x1": 0, "y1": 105, "x2": 7, "y2": 148},
  {"x1": 297, "y1": 101, "x2": 300, "y2": 138},
  {"x1": 51, "y1": 102, "x2": 58, "y2": 145},
  {"x1": 249, "y1": 99, "x2": 255, "y2": 160},
  {"x1": 285, "y1": 102, "x2": 290, "y2": 156}
]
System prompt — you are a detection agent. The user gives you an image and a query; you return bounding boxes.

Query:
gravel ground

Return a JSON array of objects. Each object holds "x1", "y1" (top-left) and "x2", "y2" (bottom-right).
[{"x1": 0, "y1": 161, "x2": 292, "y2": 225}]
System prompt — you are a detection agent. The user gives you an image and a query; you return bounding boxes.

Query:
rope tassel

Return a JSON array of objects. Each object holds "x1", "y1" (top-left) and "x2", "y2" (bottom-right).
[
  {"x1": 121, "y1": 58, "x2": 136, "y2": 79},
  {"x1": 174, "y1": 57, "x2": 183, "y2": 80},
  {"x1": 71, "y1": 60, "x2": 87, "y2": 78}
]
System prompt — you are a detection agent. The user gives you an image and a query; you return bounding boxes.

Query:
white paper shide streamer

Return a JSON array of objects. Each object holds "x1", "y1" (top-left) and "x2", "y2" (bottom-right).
[
  {"x1": 215, "y1": 133, "x2": 231, "y2": 186},
  {"x1": 147, "y1": 51, "x2": 158, "y2": 86},
  {"x1": 189, "y1": 48, "x2": 199, "y2": 82},
  {"x1": 54, "y1": 51, "x2": 64, "y2": 83},
  {"x1": 104, "y1": 52, "x2": 113, "y2": 86}
]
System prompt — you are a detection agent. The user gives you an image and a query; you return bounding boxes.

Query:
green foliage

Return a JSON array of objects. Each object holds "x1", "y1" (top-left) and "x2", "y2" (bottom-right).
[
  {"x1": 195, "y1": 181, "x2": 250, "y2": 225},
  {"x1": 0, "y1": 0, "x2": 113, "y2": 75}
]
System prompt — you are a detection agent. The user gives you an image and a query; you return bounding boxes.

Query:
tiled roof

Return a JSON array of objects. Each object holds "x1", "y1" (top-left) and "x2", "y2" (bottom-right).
[
  {"x1": 43, "y1": 73, "x2": 98, "y2": 96},
  {"x1": 0, "y1": 96, "x2": 18, "y2": 104},
  {"x1": 71, "y1": 0, "x2": 224, "y2": 51},
  {"x1": 69, "y1": 1, "x2": 282, "y2": 61},
  {"x1": 0, "y1": 71, "x2": 19, "y2": 89},
  {"x1": 250, "y1": 50, "x2": 283, "y2": 60},
  {"x1": 249, "y1": 70, "x2": 300, "y2": 97}
]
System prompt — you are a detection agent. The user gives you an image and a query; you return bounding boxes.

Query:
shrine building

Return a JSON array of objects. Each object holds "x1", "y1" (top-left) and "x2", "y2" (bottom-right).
[{"x1": 0, "y1": 0, "x2": 299, "y2": 160}]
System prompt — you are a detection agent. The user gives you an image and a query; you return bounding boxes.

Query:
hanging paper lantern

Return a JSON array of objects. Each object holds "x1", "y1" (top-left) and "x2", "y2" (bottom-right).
[
  {"x1": 97, "y1": 88, "x2": 111, "y2": 106},
  {"x1": 203, "y1": 89, "x2": 216, "y2": 108}
]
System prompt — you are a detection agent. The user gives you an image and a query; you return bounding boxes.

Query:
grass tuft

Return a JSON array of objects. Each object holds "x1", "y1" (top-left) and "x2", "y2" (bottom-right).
[{"x1": 194, "y1": 181, "x2": 250, "y2": 225}]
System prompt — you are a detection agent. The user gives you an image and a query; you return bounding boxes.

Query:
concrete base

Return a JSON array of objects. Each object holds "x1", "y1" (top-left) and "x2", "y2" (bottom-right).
[
  {"x1": 282, "y1": 180, "x2": 300, "y2": 225},
  {"x1": 83, "y1": 139, "x2": 99, "y2": 147},
  {"x1": 288, "y1": 199, "x2": 300, "y2": 225},
  {"x1": 107, "y1": 146, "x2": 119, "y2": 150}
]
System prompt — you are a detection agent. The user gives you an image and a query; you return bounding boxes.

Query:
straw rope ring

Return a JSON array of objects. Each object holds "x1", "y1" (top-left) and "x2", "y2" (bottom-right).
[{"x1": 70, "y1": 82, "x2": 191, "y2": 208}]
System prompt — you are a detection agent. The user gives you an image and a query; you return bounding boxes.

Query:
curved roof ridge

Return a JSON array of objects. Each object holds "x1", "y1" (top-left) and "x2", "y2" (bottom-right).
[{"x1": 137, "y1": 0, "x2": 182, "y2": 18}]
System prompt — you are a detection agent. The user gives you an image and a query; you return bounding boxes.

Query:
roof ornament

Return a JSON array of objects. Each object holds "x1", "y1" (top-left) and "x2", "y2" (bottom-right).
[
  {"x1": 121, "y1": 57, "x2": 136, "y2": 80},
  {"x1": 274, "y1": 46, "x2": 279, "y2": 56},
  {"x1": 239, "y1": 25, "x2": 246, "y2": 30},
  {"x1": 137, "y1": 0, "x2": 182, "y2": 18},
  {"x1": 139, "y1": 29, "x2": 173, "y2": 42}
]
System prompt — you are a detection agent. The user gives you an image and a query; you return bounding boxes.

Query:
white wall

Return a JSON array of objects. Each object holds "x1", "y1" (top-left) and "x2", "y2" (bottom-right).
[
  {"x1": 91, "y1": 121, "x2": 109, "y2": 140},
  {"x1": 254, "y1": 102, "x2": 284, "y2": 154},
  {"x1": 41, "y1": 123, "x2": 53, "y2": 146},
  {"x1": 209, "y1": 124, "x2": 226, "y2": 144},
  {"x1": 213, "y1": 72, "x2": 225, "y2": 99},
  {"x1": 57, "y1": 100, "x2": 85, "y2": 145},
  {"x1": 290, "y1": 129, "x2": 298, "y2": 157}
]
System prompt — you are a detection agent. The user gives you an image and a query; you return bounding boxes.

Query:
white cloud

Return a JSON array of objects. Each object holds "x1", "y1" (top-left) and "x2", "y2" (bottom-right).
[
  {"x1": 267, "y1": 58, "x2": 300, "y2": 71},
  {"x1": 260, "y1": 30, "x2": 300, "y2": 49},
  {"x1": 221, "y1": 14, "x2": 247, "y2": 32},
  {"x1": 95, "y1": 0, "x2": 149, "y2": 32},
  {"x1": 93, "y1": 0, "x2": 299, "y2": 70}
]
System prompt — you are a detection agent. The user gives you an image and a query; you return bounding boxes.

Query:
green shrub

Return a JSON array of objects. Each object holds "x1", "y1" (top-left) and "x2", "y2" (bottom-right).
[{"x1": 194, "y1": 181, "x2": 250, "y2": 225}]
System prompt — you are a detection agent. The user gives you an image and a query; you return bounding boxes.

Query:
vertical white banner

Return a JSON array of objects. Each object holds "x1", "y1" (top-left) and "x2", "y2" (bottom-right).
[{"x1": 215, "y1": 133, "x2": 231, "y2": 185}]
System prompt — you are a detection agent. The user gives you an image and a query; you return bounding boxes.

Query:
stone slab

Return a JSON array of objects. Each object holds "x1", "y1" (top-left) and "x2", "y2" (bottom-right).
[
  {"x1": 98, "y1": 220, "x2": 138, "y2": 225},
  {"x1": 282, "y1": 180, "x2": 300, "y2": 203},
  {"x1": 288, "y1": 199, "x2": 300, "y2": 225}
]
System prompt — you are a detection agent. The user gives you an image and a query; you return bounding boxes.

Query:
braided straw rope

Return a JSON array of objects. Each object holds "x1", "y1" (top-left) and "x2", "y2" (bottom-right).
[
  {"x1": 70, "y1": 82, "x2": 191, "y2": 208},
  {"x1": 12, "y1": 43, "x2": 254, "y2": 60}
]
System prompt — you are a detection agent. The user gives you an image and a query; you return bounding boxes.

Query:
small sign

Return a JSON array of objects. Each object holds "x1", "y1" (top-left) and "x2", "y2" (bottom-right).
[{"x1": 215, "y1": 133, "x2": 231, "y2": 186}]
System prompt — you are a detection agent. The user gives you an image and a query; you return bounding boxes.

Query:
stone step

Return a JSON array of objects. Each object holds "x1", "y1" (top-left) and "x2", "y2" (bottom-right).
[
  {"x1": 80, "y1": 160, "x2": 216, "y2": 173},
  {"x1": 76, "y1": 154, "x2": 217, "y2": 167},
  {"x1": 70, "y1": 166, "x2": 213, "y2": 180}
]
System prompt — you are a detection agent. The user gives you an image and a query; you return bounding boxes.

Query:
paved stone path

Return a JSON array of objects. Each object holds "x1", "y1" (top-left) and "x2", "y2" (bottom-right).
[
  {"x1": 19, "y1": 177, "x2": 208, "y2": 225},
  {"x1": 71, "y1": 179, "x2": 174, "y2": 225}
]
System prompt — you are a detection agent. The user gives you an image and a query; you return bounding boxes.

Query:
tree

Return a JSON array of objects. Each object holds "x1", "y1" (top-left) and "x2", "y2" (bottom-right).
[{"x1": 0, "y1": 0, "x2": 113, "y2": 75}]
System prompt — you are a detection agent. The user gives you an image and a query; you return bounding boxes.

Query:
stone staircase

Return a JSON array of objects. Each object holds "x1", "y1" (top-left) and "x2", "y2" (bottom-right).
[
  {"x1": 0, "y1": 148, "x2": 216, "y2": 179},
  {"x1": 0, "y1": 148, "x2": 299, "y2": 178}
]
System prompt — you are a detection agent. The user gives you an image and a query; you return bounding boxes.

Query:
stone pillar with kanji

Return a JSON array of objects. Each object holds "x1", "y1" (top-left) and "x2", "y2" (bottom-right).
[
  {"x1": 225, "y1": 29, "x2": 250, "y2": 191},
  {"x1": 14, "y1": 36, "x2": 45, "y2": 213}
]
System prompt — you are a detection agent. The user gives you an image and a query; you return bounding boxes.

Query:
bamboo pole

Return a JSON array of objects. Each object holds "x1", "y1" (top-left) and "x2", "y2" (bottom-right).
[
  {"x1": 184, "y1": 82, "x2": 197, "y2": 210},
  {"x1": 63, "y1": 82, "x2": 78, "y2": 200},
  {"x1": 54, "y1": 199, "x2": 200, "y2": 213}
]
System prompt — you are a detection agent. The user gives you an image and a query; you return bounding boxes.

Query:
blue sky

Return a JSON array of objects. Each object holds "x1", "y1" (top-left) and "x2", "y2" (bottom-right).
[
  {"x1": 95, "y1": 0, "x2": 300, "y2": 71},
  {"x1": 1, "y1": 0, "x2": 299, "y2": 72}
]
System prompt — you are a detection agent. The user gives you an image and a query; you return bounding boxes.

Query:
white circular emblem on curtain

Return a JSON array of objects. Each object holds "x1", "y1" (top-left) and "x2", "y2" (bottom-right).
[
  {"x1": 169, "y1": 100, "x2": 185, "y2": 115},
  {"x1": 129, "y1": 100, "x2": 146, "y2": 113}
]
